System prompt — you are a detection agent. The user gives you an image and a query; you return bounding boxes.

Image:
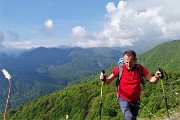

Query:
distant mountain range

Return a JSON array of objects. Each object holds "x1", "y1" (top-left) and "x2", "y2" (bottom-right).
[
  {"x1": 2, "y1": 40, "x2": 180, "y2": 120},
  {"x1": 0, "y1": 46, "x2": 124, "y2": 111}
]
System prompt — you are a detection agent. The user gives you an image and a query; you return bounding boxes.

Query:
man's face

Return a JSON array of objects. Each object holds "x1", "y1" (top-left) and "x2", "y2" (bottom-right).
[{"x1": 123, "y1": 54, "x2": 136, "y2": 70}]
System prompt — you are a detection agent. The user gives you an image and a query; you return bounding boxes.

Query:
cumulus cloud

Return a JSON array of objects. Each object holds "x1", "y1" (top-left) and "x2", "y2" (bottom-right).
[
  {"x1": 43, "y1": 19, "x2": 55, "y2": 35},
  {"x1": 2, "y1": 0, "x2": 180, "y2": 49},
  {"x1": 71, "y1": 26, "x2": 87, "y2": 38},
  {"x1": 44, "y1": 19, "x2": 54, "y2": 29},
  {"x1": 72, "y1": 0, "x2": 180, "y2": 48}
]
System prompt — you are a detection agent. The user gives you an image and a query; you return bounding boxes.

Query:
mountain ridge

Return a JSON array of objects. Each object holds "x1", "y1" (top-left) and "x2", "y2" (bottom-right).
[
  {"x1": 0, "y1": 47, "x2": 124, "y2": 111},
  {"x1": 2, "y1": 40, "x2": 180, "y2": 120}
]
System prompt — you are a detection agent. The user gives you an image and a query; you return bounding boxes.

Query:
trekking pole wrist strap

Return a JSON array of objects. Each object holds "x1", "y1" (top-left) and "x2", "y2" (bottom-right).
[
  {"x1": 154, "y1": 76, "x2": 159, "y2": 79},
  {"x1": 102, "y1": 76, "x2": 106, "y2": 81}
]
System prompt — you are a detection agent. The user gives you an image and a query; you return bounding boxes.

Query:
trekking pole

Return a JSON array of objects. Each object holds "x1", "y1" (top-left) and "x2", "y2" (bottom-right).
[
  {"x1": 99, "y1": 70, "x2": 105, "y2": 120},
  {"x1": 1, "y1": 69, "x2": 12, "y2": 120},
  {"x1": 158, "y1": 68, "x2": 170, "y2": 119}
]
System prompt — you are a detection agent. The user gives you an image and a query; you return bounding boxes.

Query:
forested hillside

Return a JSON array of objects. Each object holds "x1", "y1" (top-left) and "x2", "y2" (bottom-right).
[
  {"x1": 138, "y1": 40, "x2": 180, "y2": 72},
  {"x1": 2, "y1": 40, "x2": 180, "y2": 120},
  {"x1": 0, "y1": 47, "x2": 123, "y2": 111}
]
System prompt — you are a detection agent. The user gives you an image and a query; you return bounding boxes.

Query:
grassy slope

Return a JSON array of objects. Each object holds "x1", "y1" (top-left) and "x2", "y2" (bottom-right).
[{"x1": 2, "y1": 40, "x2": 180, "y2": 120}]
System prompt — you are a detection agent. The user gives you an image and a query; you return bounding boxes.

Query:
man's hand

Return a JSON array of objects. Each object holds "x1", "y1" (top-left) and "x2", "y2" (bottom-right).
[
  {"x1": 155, "y1": 70, "x2": 162, "y2": 79},
  {"x1": 100, "y1": 71, "x2": 106, "y2": 81}
]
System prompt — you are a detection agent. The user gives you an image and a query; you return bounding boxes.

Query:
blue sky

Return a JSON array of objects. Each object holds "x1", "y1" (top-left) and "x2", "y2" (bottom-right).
[{"x1": 0, "y1": 0, "x2": 180, "y2": 49}]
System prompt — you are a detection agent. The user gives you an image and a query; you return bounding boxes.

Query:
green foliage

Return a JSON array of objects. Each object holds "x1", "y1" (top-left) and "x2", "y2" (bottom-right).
[
  {"x1": 6, "y1": 72, "x2": 179, "y2": 119},
  {"x1": 138, "y1": 40, "x2": 180, "y2": 72},
  {"x1": 0, "y1": 47, "x2": 120, "y2": 111},
  {"x1": 3, "y1": 72, "x2": 180, "y2": 120},
  {"x1": 0, "y1": 112, "x2": 3, "y2": 120},
  {"x1": 2, "y1": 40, "x2": 180, "y2": 119}
]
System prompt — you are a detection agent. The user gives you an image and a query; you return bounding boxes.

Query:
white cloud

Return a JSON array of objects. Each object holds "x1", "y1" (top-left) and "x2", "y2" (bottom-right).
[
  {"x1": 44, "y1": 19, "x2": 54, "y2": 29},
  {"x1": 106, "y1": 2, "x2": 116, "y2": 13},
  {"x1": 71, "y1": 26, "x2": 87, "y2": 38},
  {"x1": 117, "y1": 1, "x2": 127, "y2": 10},
  {"x1": 10, "y1": 41, "x2": 34, "y2": 49},
  {"x1": 43, "y1": 19, "x2": 55, "y2": 35},
  {"x1": 71, "y1": 0, "x2": 180, "y2": 48},
  {"x1": 3, "y1": 0, "x2": 180, "y2": 49}
]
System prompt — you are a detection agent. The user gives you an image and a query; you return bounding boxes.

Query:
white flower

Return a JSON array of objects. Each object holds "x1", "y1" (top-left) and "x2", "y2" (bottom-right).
[{"x1": 1, "y1": 68, "x2": 11, "y2": 80}]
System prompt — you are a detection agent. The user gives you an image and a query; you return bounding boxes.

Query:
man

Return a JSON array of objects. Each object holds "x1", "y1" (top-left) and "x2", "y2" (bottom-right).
[{"x1": 100, "y1": 50, "x2": 161, "y2": 120}]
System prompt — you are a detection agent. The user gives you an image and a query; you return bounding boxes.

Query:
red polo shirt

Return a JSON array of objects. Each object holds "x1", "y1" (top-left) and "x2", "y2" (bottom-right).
[{"x1": 112, "y1": 64, "x2": 149, "y2": 102}]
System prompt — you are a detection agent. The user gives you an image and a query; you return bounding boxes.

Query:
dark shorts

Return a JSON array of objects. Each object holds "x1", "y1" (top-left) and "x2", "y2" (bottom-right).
[{"x1": 118, "y1": 97, "x2": 140, "y2": 120}]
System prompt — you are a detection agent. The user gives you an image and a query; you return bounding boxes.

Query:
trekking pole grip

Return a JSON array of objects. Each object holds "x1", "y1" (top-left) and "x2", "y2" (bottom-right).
[
  {"x1": 158, "y1": 68, "x2": 164, "y2": 79},
  {"x1": 101, "y1": 70, "x2": 106, "y2": 81}
]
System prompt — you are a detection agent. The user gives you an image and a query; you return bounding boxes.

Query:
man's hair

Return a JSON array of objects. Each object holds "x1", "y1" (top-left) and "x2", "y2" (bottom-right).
[{"x1": 123, "y1": 50, "x2": 136, "y2": 58}]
